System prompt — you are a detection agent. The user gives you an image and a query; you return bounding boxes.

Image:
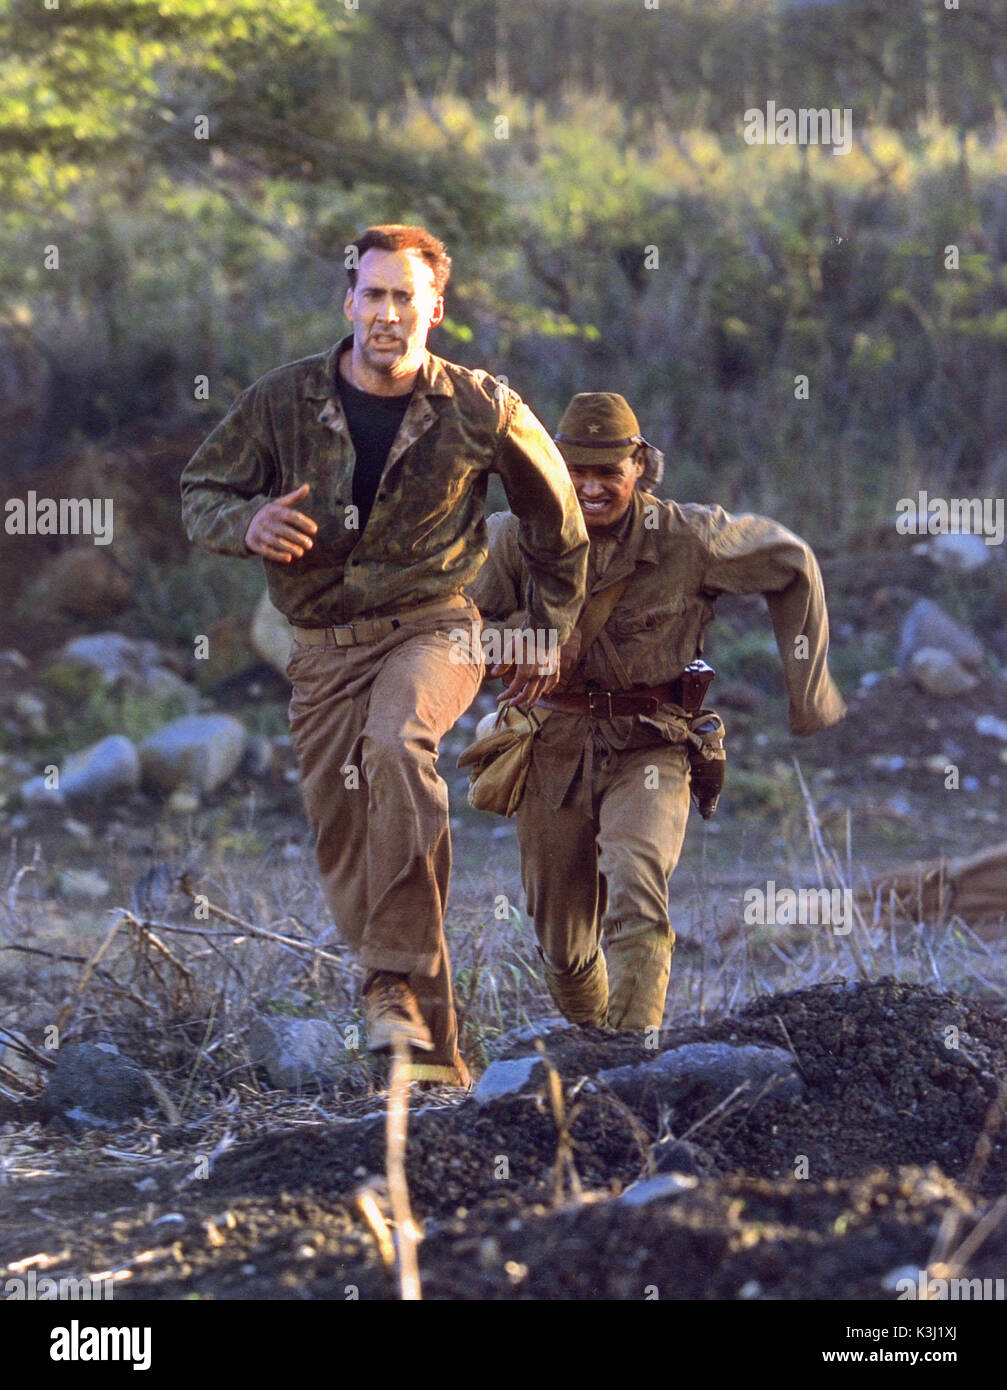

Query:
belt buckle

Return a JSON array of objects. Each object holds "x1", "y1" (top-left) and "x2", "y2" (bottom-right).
[
  {"x1": 329, "y1": 623, "x2": 357, "y2": 648},
  {"x1": 587, "y1": 690, "x2": 614, "y2": 719}
]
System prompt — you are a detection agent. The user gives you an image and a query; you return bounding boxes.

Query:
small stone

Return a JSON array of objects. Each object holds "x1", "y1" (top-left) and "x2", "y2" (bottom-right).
[
  {"x1": 58, "y1": 868, "x2": 111, "y2": 902},
  {"x1": 619, "y1": 1173, "x2": 698, "y2": 1206},
  {"x1": 880, "y1": 1264, "x2": 920, "y2": 1293},
  {"x1": 13, "y1": 691, "x2": 48, "y2": 734},
  {"x1": 599, "y1": 1042, "x2": 803, "y2": 1116},
  {"x1": 976, "y1": 715, "x2": 1007, "y2": 743},
  {"x1": 61, "y1": 735, "x2": 140, "y2": 802},
  {"x1": 912, "y1": 532, "x2": 992, "y2": 571},
  {"x1": 243, "y1": 734, "x2": 273, "y2": 777},
  {"x1": 167, "y1": 787, "x2": 201, "y2": 814},
  {"x1": 899, "y1": 600, "x2": 983, "y2": 671},
  {"x1": 475, "y1": 1055, "x2": 546, "y2": 1105},
  {"x1": 870, "y1": 754, "x2": 906, "y2": 772},
  {"x1": 139, "y1": 715, "x2": 247, "y2": 794},
  {"x1": 248, "y1": 1016, "x2": 343, "y2": 1089},
  {"x1": 43, "y1": 1042, "x2": 157, "y2": 1122},
  {"x1": 907, "y1": 648, "x2": 979, "y2": 697}
]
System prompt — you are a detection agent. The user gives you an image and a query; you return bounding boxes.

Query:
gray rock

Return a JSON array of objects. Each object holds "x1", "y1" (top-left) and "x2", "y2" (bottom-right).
[
  {"x1": 598, "y1": 1042, "x2": 803, "y2": 1115},
  {"x1": 908, "y1": 648, "x2": 979, "y2": 697},
  {"x1": 19, "y1": 774, "x2": 64, "y2": 808},
  {"x1": 243, "y1": 733, "x2": 274, "y2": 777},
  {"x1": 43, "y1": 1042, "x2": 155, "y2": 1122},
  {"x1": 21, "y1": 734, "x2": 139, "y2": 808},
  {"x1": 58, "y1": 868, "x2": 111, "y2": 902},
  {"x1": 912, "y1": 532, "x2": 992, "y2": 572},
  {"x1": 13, "y1": 691, "x2": 48, "y2": 735},
  {"x1": 898, "y1": 599, "x2": 983, "y2": 671},
  {"x1": 139, "y1": 714, "x2": 247, "y2": 793},
  {"x1": 475, "y1": 1055, "x2": 547, "y2": 1105},
  {"x1": 248, "y1": 1016, "x2": 344, "y2": 1089},
  {"x1": 251, "y1": 590, "x2": 294, "y2": 677},
  {"x1": 975, "y1": 714, "x2": 1007, "y2": 743},
  {"x1": 498, "y1": 1017, "x2": 571, "y2": 1049},
  {"x1": 58, "y1": 633, "x2": 196, "y2": 705},
  {"x1": 65, "y1": 734, "x2": 140, "y2": 801},
  {"x1": 167, "y1": 787, "x2": 201, "y2": 814}
]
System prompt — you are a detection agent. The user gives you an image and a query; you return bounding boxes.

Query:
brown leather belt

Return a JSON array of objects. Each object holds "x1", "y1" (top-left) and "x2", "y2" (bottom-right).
[
  {"x1": 292, "y1": 593, "x2": 470, "y2": 647},
  {"x1": 537, "y1": 681, "x2": 682, "y2": 719}
]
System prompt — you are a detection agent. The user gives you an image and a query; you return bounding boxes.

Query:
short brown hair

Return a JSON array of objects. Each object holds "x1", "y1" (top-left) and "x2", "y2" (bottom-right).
[{"x1": 347, "y1": 224, "x2": 452, "y2": 295}]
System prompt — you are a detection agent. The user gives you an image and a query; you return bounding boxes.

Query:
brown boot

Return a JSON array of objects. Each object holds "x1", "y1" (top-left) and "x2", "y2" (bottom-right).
[
  {"x1": 543, "y1": 950, "x2": 609, "y2": 1027},
  {"x1": 606, "y1": 926, "x2": 675, "y2": 1031},
  {"x1": 364, "y1": 971, "x2": 435, "y2": 1053}
]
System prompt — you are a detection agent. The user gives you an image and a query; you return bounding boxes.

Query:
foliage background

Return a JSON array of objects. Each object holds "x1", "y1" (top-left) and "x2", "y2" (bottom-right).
[{"x1": 2, "y1": 0, "x2": 1007, "y2": 548}]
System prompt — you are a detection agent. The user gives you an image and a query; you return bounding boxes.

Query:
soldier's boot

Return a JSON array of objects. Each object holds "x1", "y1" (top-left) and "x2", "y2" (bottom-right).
[
  {"x1": 542, "y1": 950, "x2": 609, "y2": 1028},
  {"x1": 606, "y1": 925, "x2": 675, "y2": 1031}
]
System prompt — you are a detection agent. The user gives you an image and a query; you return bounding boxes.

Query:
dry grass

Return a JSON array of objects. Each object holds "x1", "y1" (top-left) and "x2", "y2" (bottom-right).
[{"x1": 2, "y1": 778, "x2": 1006, "y2": 1121}]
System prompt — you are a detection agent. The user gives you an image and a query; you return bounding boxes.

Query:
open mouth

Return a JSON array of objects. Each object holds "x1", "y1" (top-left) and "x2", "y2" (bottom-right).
[{"x1": 580, "y1": 498, "x2": 614, "y2": 513}]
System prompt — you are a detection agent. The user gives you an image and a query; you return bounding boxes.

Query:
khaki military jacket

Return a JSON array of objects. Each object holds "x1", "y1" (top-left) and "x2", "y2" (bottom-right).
[
  {"x1": 181, "y1": 335, "x2": 588, "y2": 635},
  {"x1": 468, "y1": 489, "x2": 847, "y2": 810}
]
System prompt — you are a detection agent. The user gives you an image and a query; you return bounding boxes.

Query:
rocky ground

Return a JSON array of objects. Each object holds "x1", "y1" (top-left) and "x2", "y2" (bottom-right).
[{"x1": 1, "y1": 426, "x2": 1007, "y2": 1307}]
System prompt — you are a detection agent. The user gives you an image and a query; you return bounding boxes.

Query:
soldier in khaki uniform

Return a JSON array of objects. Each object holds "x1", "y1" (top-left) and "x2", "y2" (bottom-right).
[
  {"x1": 468, "y1": 393, "x2": 846, "y2": 1031},
  {"x1": 181, "y1": 225, "x2": 588, "y2": 1086}
]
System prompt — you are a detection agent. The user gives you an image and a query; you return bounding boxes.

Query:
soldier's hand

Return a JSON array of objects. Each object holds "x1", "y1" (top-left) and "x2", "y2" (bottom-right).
[
  {"x1": 492, "y1": 658, "x2": 560, "y2": 709},
  {"x1": 244, "y1": 483, "x2": 317, "y2": 563},
  {"x1": 557, "y1": 628, "x2": 583, "y2": 685}
]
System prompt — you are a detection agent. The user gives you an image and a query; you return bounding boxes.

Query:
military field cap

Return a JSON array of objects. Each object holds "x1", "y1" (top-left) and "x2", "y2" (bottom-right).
[{"x1": 554, "y1": 392, "x2": 664, "y2": 488}]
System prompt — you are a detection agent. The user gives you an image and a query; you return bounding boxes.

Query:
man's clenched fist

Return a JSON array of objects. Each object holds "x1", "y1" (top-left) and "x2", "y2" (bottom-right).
[{"x1": 244, "y1": 483, "x2": 318, "y2": 563}]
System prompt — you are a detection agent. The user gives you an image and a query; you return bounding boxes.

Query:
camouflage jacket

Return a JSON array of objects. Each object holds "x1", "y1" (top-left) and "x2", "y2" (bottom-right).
[
  {"x1": 467, "y1": 488, "x2": 847, "y2": 809},
  {"x1": 180, "y1": 335, "x2": 588, "y2": 635}
]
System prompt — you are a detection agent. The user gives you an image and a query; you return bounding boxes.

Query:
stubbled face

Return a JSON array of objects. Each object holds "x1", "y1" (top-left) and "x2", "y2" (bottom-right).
[
  {"x1": 567, "y1": 454, "x2": 644, "y2": 532},
  {"x1": 343, "y1": 248, "x2": 444, "y2": 378}
]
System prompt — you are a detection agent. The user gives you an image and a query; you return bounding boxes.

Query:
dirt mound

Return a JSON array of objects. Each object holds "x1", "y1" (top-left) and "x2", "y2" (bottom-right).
[{"x1": 3, "y1": 979, "x2": 1005, "y2": 1301}]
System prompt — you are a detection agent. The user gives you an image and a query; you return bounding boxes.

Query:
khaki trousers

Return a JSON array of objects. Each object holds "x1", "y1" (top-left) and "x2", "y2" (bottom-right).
[
  {"x1": 515, "y1": 740, "x2": 692, "y2": 978},
  {"x1": 286, "y1": 608, "x2": 483, "y2": 1069}
]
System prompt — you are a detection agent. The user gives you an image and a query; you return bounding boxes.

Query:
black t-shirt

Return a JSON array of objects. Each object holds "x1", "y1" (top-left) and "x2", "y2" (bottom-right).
[{"x1": 336, "y1": 373, "x2": 413, "y2": 532}]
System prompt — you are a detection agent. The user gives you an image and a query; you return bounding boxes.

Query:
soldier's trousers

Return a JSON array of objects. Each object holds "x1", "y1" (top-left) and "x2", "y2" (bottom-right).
[
  {"x1": 515, "y1": 741, "x2": 692, "y2": 979},
  {"x1": 286, "y1": 603, "x2": 484, "y2": 1070}
]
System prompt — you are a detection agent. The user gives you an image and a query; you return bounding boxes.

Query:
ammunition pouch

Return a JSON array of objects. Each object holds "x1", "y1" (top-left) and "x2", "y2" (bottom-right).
[{"x1": 685, "y1": 709, "x2": 726, "y2": 820}]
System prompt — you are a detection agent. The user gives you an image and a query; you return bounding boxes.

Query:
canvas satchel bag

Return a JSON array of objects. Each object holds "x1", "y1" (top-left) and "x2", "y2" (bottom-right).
[{"x1": 457, "y1": 574, "x2": 634, "y2": 817}]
